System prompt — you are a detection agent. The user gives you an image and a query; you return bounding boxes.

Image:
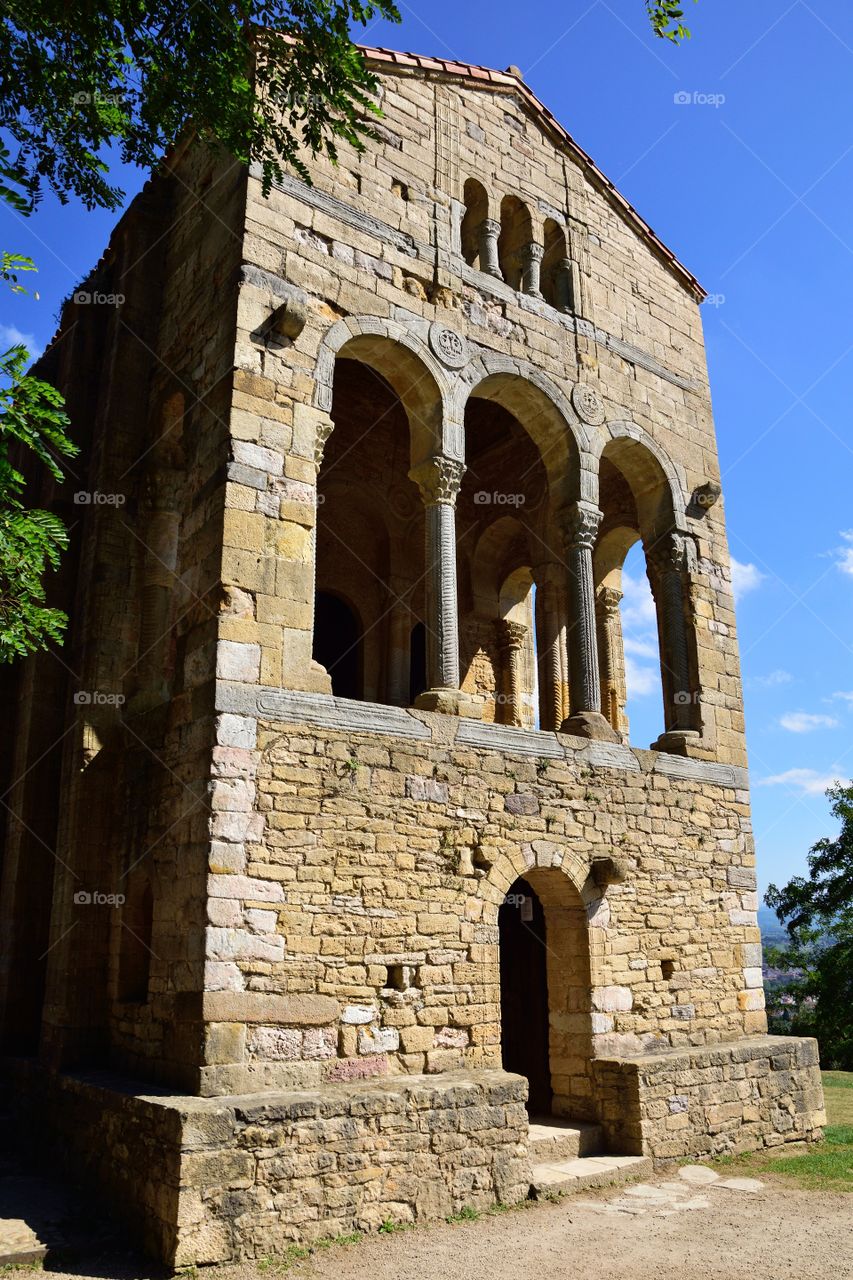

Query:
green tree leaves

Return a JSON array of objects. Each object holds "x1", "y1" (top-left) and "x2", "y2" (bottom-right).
[
  {"x1": 766, "y1": 784, "x2": 853, "y2": 1070},
  {"x1": 0, "y1": 343, "x2": 78, "y2": 662}
]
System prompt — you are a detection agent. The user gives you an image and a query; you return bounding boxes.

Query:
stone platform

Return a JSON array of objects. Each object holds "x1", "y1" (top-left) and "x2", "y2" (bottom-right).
[
  {"x1": 6, "y1": 1037, "x2": 825, "y2": 1267},
  {"x1": 7, "y1": 1064, "x2": 531, "y2": 1267}
]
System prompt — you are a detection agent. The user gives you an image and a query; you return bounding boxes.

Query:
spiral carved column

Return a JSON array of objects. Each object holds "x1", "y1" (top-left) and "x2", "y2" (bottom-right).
[
  {"x1": 559, "y1": 502, "x2": 619, "y2": 741},
  {"x1": 647, "y1": 532, "x2": 701, "y2": 753},
  {"x1": 409, "y1": 457, "x2": 479, "y2": 717}
]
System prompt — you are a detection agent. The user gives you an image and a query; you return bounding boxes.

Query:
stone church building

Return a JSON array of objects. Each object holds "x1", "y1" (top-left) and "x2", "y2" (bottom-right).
[{"x1": 0, "y1": 47, "x2": 824, "y2": 1265}]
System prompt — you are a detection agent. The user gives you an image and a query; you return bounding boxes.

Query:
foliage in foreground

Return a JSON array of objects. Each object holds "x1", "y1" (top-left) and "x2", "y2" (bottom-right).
[
  {"x1": 766, "y1": 784, "x2": 853, "y2": 1070},
  {"x1": 0, "y1": 255, "x2": 78, "y2": 662}
]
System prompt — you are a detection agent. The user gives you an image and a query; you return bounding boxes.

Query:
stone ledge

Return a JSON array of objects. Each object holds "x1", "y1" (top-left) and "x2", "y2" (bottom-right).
[{"x1": 217, "y1": 682, "x2": 749, "y2": 788}]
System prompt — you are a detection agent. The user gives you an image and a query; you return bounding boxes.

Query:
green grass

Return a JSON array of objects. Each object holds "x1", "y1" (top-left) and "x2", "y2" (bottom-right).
[
  {"x1": 708, "y1": 1070, "x2": 853, "y2": 1192},
  {"x1": 256, "y1": 1233, "x2": 363, "y2": 1273}
]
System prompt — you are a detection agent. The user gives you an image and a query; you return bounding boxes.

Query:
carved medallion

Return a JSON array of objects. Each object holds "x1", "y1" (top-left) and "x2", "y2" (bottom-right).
[
  {"x1": 429, "y1": 321, "x2": 469, "y2": 369},
  {"x1": 572, "y1": 382, "x2": 606, "y2": 426}
]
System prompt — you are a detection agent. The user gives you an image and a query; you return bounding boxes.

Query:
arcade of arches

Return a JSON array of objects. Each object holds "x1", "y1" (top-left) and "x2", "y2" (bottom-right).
[{"x1": 312, "y1": 342, "x2": 700, "y2": 749}]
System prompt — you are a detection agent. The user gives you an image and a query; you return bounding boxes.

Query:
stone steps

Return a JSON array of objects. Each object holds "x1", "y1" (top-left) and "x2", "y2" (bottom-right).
[
  {"x1": 530, "y1": 1154, "x2": 653, "y2": 1198},
  {"x1": 528, "y1": 1117, "x2": 604, "y2": 1162}
]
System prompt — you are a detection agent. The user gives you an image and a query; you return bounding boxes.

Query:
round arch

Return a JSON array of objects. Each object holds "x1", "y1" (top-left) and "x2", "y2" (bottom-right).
[
  {"x1": 457, "y1": 361, "x2": 592, "y2": 506},
  {"x1": 313, "y1": 317, "x2": 455, "y2": 465},
  {"x1": 598, "y1": 420, "x2": 689, "y2": 536}
]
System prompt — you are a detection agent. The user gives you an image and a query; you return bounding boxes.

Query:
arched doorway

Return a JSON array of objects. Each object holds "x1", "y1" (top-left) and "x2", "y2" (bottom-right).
[
  {"x1": 499, "y1": 876, "x2": 552, "y2": 1114},
  {"x1": 312, "y1": 591, "x2": 361, "y2": 699}
]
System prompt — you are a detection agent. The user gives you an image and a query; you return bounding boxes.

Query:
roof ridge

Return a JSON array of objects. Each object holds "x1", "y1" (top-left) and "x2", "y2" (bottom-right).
[{"x1": 357, "y1": 43, "x2": 705, "y2": 299}]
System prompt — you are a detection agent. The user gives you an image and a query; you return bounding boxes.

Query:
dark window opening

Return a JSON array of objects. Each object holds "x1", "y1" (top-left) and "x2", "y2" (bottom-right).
[
  {"x1": 409, "y1": 621, "x2": 427, "y2": 704},
  {"x1": 314, "y1": 591, "x2": 362, "y2": 700}
]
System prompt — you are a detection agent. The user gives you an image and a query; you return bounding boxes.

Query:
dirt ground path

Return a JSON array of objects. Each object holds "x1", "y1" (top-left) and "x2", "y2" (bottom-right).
[
  {"x1": 6, "y1": 1168, "x2": 853, "y2": 1280},
  {"x1": 227, "y1": 1175, "x2": 853, "y2": 1280}
]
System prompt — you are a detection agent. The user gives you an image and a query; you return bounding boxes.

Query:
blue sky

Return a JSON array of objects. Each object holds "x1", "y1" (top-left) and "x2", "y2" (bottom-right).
[{"x1": 2, "y1": 1, "x2": 852, "y2": 895}]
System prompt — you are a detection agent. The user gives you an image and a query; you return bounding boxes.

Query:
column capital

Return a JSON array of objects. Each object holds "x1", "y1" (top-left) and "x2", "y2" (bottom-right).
[
  {"x1": 646, "y1": 530, "x2": 697, "y2": 577},
  {"x1": 560, "y1": 501, "x2": 603, "y2": 552},
  {"x1": 596, "y1": 585, "x2": 623, "y2": 616},
  {"x1": 481, "y1": 217, "x2": 502, "y2": 236},
  {"x1": 495, "y1": 618, "x2": 527, "y2": 653},
  {"x1": 409, "y1": 455, "x2": 465, "y2": 506},
  {"x1": 520, "y1": 241, "x2": 545, "y2": 264},
  {"x1": 314, "y1": 417, "x2": 334, "y2": 471}
]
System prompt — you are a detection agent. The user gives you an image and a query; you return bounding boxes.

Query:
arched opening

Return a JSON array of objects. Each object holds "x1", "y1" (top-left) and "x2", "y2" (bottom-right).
[
  {"x1": 499, "y1": 877, "x2": 551, "y2": 1114},
  {"x1": 541, "y1": 219, "x2": 570, "y2": 311},
  {"x1": 498, "y1": 195, "x2": 533, "y2": 291},
  {"x1": 498, "y1": 867, "x2": 594, "y2": 1119},
  {"x1": 596, "y1": 437, "x2": 698, "y2": 745},
  {"x1": 118, "y1": 879, "x2": 153, "y2": 1004},
  {"x1": 314, "y1": 340, "x2": 443, "y2": 706},
  {"x1": 313, "y1": 591, "x2": 362, "y2": 699},
  {"x1": 460, "y1": 177, "x2": 489, "y2": 269},
  {"x1": 457, "y1": 371, "x2": 581, "y2": 729}
]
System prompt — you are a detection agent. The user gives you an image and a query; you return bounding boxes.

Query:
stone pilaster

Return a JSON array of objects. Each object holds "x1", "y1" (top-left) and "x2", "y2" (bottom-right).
[
  {"x1": 478, "y1": 218, "x2": 503, "y2": 278},
  {"x1": 533, "y1": 565, "x2": 568, "y2": 731},
  {"x1": 559, "y1": 503, "x2": 618, "y2": 741},
  {"x1": 647, "y1": 532, "x2": 700, "y2": 753},
  {"x1": 409, "y1": 457, "x2": 480, "y2": 718},
  {"x1": 595, "y1": 585, "x2": 627, "y2": 738},
  {"x1": 519, "y1": 242, "x2": 544, "y2": 298},
  {"x1": 554, "y1": 256, "x2": 575, "y2": 313},
  {"x1": 309, "y1": 416, "x2": 335, "y2": 695},
  {"x1": 495, "y1": 618, "x2": 527, "y2": 727}
]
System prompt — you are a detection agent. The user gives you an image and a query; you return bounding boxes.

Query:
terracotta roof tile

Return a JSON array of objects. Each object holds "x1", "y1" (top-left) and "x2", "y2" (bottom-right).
[{"x1": 359, "y1": 44, "x2": 704, "y2": 299}]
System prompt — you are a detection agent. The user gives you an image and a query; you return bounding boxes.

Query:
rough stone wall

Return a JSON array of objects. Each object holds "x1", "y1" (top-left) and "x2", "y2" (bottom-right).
[
  {"x1": 1, "y1": 143, "x2": 248, "y2": 1085},
  {"x1": 230, "y1": 62, "x2": 746, "y2": 765},
  {"x1": 199, "y1": 692, "x2": 762, "y2": 1109},
  {"x1": 593, "y1": 1035, "x2": 826, "y2": 1159},
  {"x1": 10, "y1": 1063, "x2": 530, "y2": 1266}
]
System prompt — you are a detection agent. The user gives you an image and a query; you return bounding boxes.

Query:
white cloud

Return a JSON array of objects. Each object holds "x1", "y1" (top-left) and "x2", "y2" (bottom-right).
[
  {"x1": 623, "y1": 634, "x2": 659, "y2": 661},
  {"x1": 620, "y1": 568, "x2": 657, "y2": 629},
  {"x1": 833, "y1": 691, "x2": 853, "y2": 706},
  {"x1": 619, "y1": 568, "x2": 661, "y2": 699},
  {"x1": 779, "y1": 712, "x2": 839, "y2": 733},
  {"x1": 624, "y1": 653, "x2": 659, "y2": 697},
  {"x1": 752, "y1": 669, "x2": 792, "y2": 688},
  {"x1": 835, "y1": 531, "x2": 853, "y2": 578},
  {"x1": 0, "y1": 323, "x2": 39, "y2": 360},
  {"x1": 757, "y1": 768, "x2": 846, "y2": 796},
  {"x1": 730, "y1": 557, "x2": 764, "y2": 601}
]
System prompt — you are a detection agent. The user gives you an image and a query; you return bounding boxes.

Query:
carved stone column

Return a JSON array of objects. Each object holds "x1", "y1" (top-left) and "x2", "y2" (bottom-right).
[
  {"x1": 519, "y1": 242, "x2": 544, "y2": 298},
  {"x1": 478, "y1": 218, "x2": 503, "y2": 278},
  {"x1": 554, "y1": 256, "x2": 575, "y2": 313},
  {"x1": 647, "y1": 532, "x2": 700, "y2": 753},
  {"x1": 309, "y1": 417, "x2": 335, "y2": 694},
  {"x1": 409, "y1": 457, "x2": 480, "y2": 718},
  {"x1": 496, "y1": 618, "x2": 527, "y2": 727},
  {"x1": 559, "y1": 503, "x2": 619, "y2": 741},
  {"x1": 533, "y1": 565, "x2": 567, "y2": 731},
  {"x1": 595, "y1": 585, "x2": 626, "y2": 737}
]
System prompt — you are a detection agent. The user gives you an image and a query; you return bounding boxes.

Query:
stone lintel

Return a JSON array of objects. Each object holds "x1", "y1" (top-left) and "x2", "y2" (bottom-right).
[{"x1": 200, "y1": 992, "x2": 339, "y2": 1026}]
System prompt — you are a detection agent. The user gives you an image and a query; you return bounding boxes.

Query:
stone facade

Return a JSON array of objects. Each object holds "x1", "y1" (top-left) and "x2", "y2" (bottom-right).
[{"x1": 0, "y1": 48, "x2": 824, "y2": 1265}]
